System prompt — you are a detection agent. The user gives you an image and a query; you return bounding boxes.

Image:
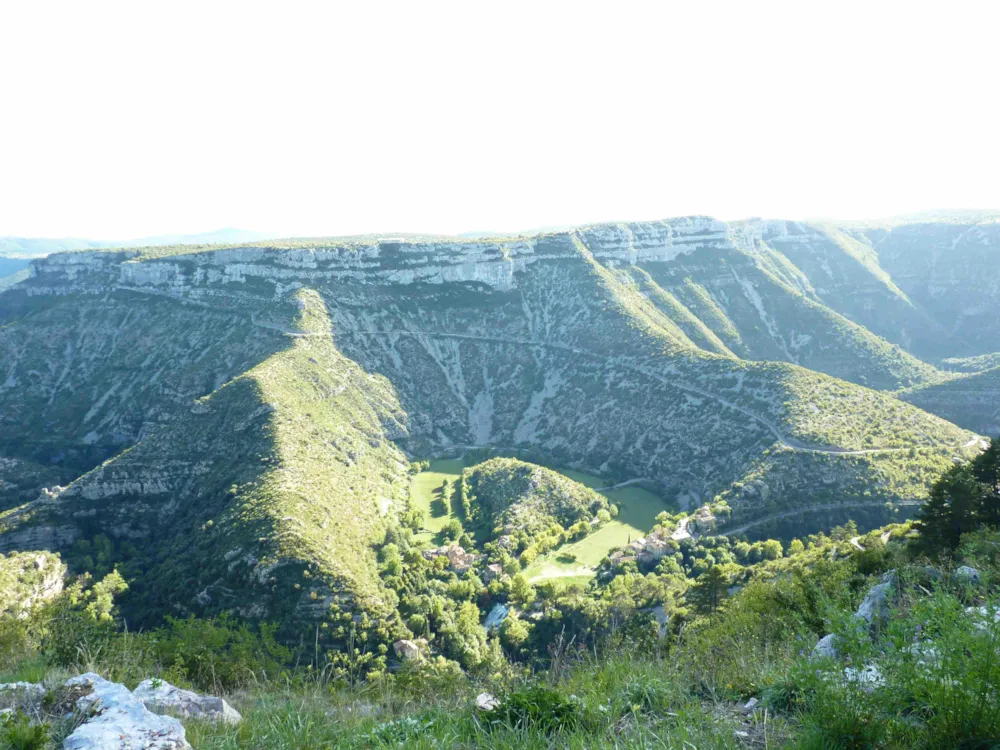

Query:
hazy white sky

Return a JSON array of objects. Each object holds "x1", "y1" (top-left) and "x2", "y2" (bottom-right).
[{"x1": 2, "y1": 1, "x2": 998, "y2": 239}]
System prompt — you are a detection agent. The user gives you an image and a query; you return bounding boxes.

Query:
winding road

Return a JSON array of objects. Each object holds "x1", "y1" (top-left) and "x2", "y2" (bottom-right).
[{"x1": 719, "y1": 500, "x2": 922, "y2": 537}]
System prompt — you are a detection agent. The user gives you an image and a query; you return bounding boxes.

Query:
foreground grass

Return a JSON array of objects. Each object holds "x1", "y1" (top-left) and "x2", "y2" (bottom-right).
[{"x1": 183, "y1": 655, "x2": 762, "y2": 749}]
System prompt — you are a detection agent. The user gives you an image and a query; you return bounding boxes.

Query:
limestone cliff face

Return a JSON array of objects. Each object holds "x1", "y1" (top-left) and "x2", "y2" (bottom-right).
[
  {"x1": 864, "y1": 222, "x2": 1000, "y2": 357},
  {"x1": 22, "y1": 217, "x2": 734, "y2": 302}
]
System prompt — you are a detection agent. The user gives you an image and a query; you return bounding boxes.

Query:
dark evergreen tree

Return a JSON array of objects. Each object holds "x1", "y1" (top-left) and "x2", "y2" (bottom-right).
[
  {"x1": 689, "y1": 564, "x2": 728, "y2": 616},
  {"x1": 972, "y1": 437, "x2": 1000, "y2": 527},
  {"x1": 913, "y1": 462, "x2": 985, "y2": 555}
]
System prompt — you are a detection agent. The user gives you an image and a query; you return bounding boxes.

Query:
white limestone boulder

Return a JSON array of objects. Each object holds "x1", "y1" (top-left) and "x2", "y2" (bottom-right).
[
  {"x1": 812, "y1": 633, "x2": 840, "y2": 659},
  {"x1": 133, "y1": 679, "x2": 242, "y2": 724},
  {"x1": 855, "y1": 571, "x2": 897, "y2": 631},
  {"x1": 62, "y1": 673, "x2": 191, "y2": 750},
  {"x1": 475, "y1": 692, "x2": 499, "y2": 711}
]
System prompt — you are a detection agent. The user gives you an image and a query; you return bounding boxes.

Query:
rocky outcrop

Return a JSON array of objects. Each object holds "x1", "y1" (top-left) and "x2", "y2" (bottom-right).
[
  {"x1": 812, "y1": 633, "x2": 840, "y2": 660},
  {"x1": 62, "y1": 673, "x2": 191, "y2": 750},
  {"x1": 392, "y1": 639, "x2": 423, "y2": 661},
  {"x1": 813, "y1": 570, "x2": 898, "y2": 657},
  {"x1": 855, "y1": 571, "x2": 898, "y2": 633},
  {"x1": 0, "y1": 551, "x2": 65, "y2": 617},
  {"x1": 0, "y1": 527, "x2": 78, "y2": 555},
  {"x1": 133, "y1": 679, "x2": 242, "y2": 725}
]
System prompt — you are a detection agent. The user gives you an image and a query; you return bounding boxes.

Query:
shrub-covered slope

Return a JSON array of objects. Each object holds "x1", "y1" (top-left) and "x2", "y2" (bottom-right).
[{"x1": 900, "y1": 366, "x2": 1000, "y2": 437}]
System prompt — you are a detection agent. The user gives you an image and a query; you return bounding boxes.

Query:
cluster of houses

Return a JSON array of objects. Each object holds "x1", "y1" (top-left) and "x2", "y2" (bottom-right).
[
  {"x1": 691, "y1": 506, "x2": 717, "y2": 532},
  {"x1": 421, "y1": 543, "x2": 507, "y2": 582},
  {"x1": 421, "y1": 543, "x2": 481, "y2": 573},
  {"x1": 608, "y1": 507, "x2": 718, "y2": 567},
  {"x1": 609, "y1": 535, "x2": 671, "y2": 566}
]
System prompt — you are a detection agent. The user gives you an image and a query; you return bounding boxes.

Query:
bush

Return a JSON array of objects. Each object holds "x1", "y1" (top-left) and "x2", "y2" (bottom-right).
[
  {"x1": 493, "y1": 685, "x2": 585, "y2": 733},
  {"x1": 41, "y1": 571, "x2": 128, "y2": 668},
  {"x1": 148, "y1": 615, "x2": 292, "y2": 692},
  {"x1": 0, "y1": 712, "x2": 49, "y2": 750},
  {"x1": 442, "y1": 519, "x2": 463, "y2": 542}
]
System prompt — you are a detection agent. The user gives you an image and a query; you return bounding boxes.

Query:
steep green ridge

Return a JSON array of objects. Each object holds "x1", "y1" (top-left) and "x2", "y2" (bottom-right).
[
  {"x1": 1, "y1": 291, "x2": 410, "y2": 639},
  {"x1": 0, "y1": 292, "x2": 286, "y2": 505},
  {"x1": 588, "y1": 228, "x2": 942, "y2": 390},
  {"x1": 0, "y1": 216, "x2": 989, "y2": 635}
]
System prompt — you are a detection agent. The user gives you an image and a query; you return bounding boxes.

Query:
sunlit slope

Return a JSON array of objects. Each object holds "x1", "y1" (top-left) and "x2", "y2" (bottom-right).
[
  {"x1": 320, "y1": 231, "x2": 974, "y2": 507},
  {"x1": 1, "y1": 291, "x2": 411, "y2": 638},
  {"x1": 0, "y1": 220, "x2": 986, "y2": 632},
  {"x1": 574, "y1": 223, "x2": 943, "y2": 390}
]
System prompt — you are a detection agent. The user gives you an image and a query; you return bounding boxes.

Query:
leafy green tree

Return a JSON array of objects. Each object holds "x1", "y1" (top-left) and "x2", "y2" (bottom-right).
[
  {"x1": 442, "y1": 518, "x2": 463, "y2": 542},
  {"x1": 510, "y1": 573, "x2": 536, "y2": 608},
  {"x1": 379, "y1": 543, "x2": 403, "y2": 577},
  {"x1": 761, "y1": 539, "x2": 783, "y2": 561},
  {"x1": 972, "y1": 438, "x2": 1000, "y2": 527},
  {"x1": 439, "y1": 600, "x2": 488, "y2": 669},
  {"x1": 499, "y1": 614, "x2": 531, "y2": 650}
]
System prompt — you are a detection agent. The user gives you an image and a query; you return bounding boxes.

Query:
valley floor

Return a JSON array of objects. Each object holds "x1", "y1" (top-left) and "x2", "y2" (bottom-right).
[{"x1": 409, "y1": 457, "x2": 673, "y2": 584}]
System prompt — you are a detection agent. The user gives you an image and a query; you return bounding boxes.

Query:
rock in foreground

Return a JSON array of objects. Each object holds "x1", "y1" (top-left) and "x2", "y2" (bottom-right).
[
  {"x1": 62, "y1": 673, "x2": 191, "y2": 750},
  {"x1": 134, "y1": 678, "x2": 242, "y2": 725}
]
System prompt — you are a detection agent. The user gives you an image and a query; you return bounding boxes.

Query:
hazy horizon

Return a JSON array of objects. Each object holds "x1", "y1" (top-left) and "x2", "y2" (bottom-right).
[
  {"x1": 5, "y1": 207, "x2": 1000, "y2": 247},
  {"x1": 2, "y1": 2, "x2": 999, "y2": 239}
]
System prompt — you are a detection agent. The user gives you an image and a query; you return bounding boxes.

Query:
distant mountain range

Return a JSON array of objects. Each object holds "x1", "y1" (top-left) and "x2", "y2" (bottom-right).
[{"x1": 0, "y1": 228, "x2": 284, "y2": 258}]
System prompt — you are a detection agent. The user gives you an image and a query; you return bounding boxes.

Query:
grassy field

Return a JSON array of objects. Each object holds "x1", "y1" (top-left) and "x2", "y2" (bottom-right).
[
  {"x1": 526, "y1": 483, "x2": 671, "y2": 583},
  {"x1": 409, "y1": 458, "x2": 467, "y2": 544},
  {"x1": 409, "y1": 458, "x2": 673, "y2": 582}
]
